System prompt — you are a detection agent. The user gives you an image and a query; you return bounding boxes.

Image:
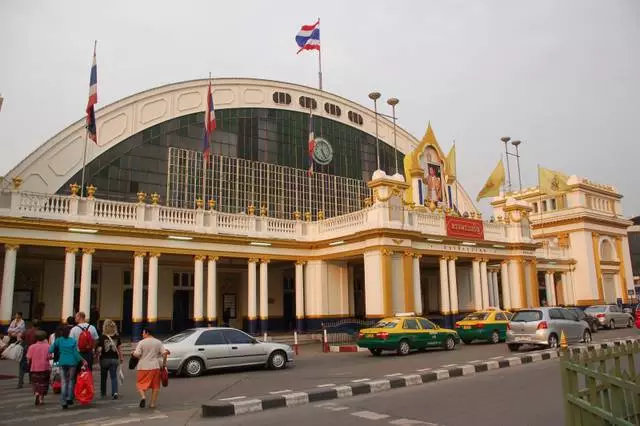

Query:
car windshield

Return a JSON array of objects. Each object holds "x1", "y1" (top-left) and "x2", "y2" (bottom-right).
[
  {"x1": 164, "y1": 329, "x2": 196, "y2": 343},
  {"x1": 374, "y1": 320, "x2": 400, "y2": 329},
  {"x1": 511, "y1": 310, "x2": 543, "y2": 322},
  {"x1": 585, "y1": 306, "x2": 606, "y2": 313},
  {"x1": 463, "y1": 312, "x2": 490, "y2": 321}
]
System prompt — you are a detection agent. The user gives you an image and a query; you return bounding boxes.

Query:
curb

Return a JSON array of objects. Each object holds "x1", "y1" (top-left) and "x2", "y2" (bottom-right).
[
  {"x1": 201, "y1": 337, "x2": 639, "y2": 418},
  {"x1": 329, "y1": 345, "x2": 368, "y2": 353}
]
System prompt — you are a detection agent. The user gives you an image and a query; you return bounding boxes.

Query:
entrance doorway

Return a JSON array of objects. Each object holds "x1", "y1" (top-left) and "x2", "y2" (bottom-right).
[
  {"x1": 172, "y1": 290, "x2": 192, "y2": 332},
  {"x1": 283, "y1": 274, "x2": 295, "y2": 331}
]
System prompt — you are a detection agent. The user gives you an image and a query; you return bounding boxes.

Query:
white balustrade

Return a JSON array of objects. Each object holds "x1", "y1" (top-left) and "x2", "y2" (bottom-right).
[
  {"x1": 18, "y1": 192, "x2": 70, "y2": 218},
  {"x1": 158, "y1": 206, "x2": 196, "y2": 228},
  {"x1": 483, "y1": 221, "x2": 508, "y2": 242},
  {"x1": 93, "y1": 199, "x2": 137, "y2": 224},
  {"x1": 264, "y1": 217, "x2": 297, "y2": 237},
  {"x1": 318, "y1": 209, "x2": 368, "y2": 234},
  {"x1": 217, "y1": 212, "x2": 252, "y2": 235}
]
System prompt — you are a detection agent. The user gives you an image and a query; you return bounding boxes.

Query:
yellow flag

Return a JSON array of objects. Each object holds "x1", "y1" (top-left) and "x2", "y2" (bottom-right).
[
  {"x1": 476, "y1": 160, "x2": 505, "y2": 202},
  {"x1": 539, "y1": 166, "x2": 570, "y2": 195},
  {"x1": 445, "y1": 144, "x2": 456, "y2": 184}
]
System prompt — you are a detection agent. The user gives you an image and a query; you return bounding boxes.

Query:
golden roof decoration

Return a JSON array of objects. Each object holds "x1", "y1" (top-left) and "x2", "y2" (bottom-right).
[{"x1": 403, "y1": 122, "x2": 447, "y2": 178}]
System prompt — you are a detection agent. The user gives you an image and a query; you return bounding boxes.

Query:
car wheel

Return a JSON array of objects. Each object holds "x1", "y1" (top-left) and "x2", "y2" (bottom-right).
[
  {"x1": 268, "y1": 350, "x2": 287, "y2": 370},
  {"x1": 590, "y1": 322, "x2": 598, "y2": 333},
  {"x1": 444, "y1": 336, "x2": 456, "y2": 351},
  {"x1": 507, "y1": 343, "x2": 520, "y2": 352},
  {"x1": 490, "y1": 331, "x2": 500, "y2": 344},
  {"x1": 627, "y1": 318, "x2": 633, "y2": 328},
  {"x1": 182, "y1": 357, "x2": 204, "y2": 378},
  {"x1": 609, "y1": 320, "x2": 615, "y2": 329},
  {"x1": 548, "y1": 334, "x2": 559, "y2": 349},
  {"x1": 582, "y1": 329, "x2": 592, "y2": 344},
  {"x1": 397, "y1": 340, "x2": 411, "y2": 356},
  {"x1": 462, "y1": 339, "x2": 472, "y2": 345},
  {"x1": 369, "y1": 348, "x2": 382, "y2": 356}
]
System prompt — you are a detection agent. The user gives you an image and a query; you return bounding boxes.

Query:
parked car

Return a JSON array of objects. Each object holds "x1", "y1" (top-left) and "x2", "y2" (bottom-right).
[
  {"x1": 163, "y1": 328, "x2": 295, "y2": 377},
  {"x1": 357, "y1": 313, "x2": 460, "y2": 356},
  {"x1": 455, "y1": 308, "x2": 513, "y2": 344},
  {"x1": 506, "y1": 307, "x2": 591, "y2": 351},
  {"x1": 566, "y1": 307, "x2": 599, "y2": 333},
  {"x1": 584, "y1": 305, "x2": 634, "y2": 329}
]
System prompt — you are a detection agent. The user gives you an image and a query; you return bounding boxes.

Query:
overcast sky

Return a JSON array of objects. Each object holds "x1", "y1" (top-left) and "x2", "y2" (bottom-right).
[{"x1": 1, "y1": 0, "x2": 638, "y2": 215}]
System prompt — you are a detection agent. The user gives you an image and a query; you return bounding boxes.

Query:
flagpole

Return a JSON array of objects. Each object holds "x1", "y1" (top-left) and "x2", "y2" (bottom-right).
[
  {"x1": 538, "y1": 164, "x2": 543, "y2": 222},
  {"x1": 80, "y1": 40, "x2": 97, "y2": 198},
  {"x1": 454, "y1": 139, "x2": 459, "y2": 211},
  {"x1": 317, "y1": 17, "x2": 322, "y2": 90},
  {"x1": 203, "y1": 72, "x2": 211, "y2": 205}
]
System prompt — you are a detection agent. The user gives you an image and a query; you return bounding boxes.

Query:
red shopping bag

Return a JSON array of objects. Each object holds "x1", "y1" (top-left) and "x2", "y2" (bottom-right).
[
  {"x1": 74, "y1": 367, "x2": 94, "y2": 405},
  {"x1": 160, "y1": 367, "x2": 169, "y2": 388}
]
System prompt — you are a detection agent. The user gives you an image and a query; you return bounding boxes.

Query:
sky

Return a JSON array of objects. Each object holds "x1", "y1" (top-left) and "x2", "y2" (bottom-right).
[{"x1": 1, "y1": 0, "x2": 639, "y2": 215}]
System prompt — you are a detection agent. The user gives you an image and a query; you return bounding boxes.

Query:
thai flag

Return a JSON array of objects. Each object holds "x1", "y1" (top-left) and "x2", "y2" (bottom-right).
[
  {"x1": 86, "y1": 43, "x2": 98, "y2": 143},
  {"x1": 307, "y1": 114, "x2": 315, "y2": 175},
  {"x1": 202, "y1": 80, "x2": 217, "y2": 159},
  {"x1": 296, "y1": 20, "x2": 320, "y2": 53}
]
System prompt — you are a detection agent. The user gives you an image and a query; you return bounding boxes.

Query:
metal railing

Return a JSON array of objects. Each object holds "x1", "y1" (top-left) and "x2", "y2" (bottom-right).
[{"x1": 320, "y1": 318, "x2": 377, "y2": 345}]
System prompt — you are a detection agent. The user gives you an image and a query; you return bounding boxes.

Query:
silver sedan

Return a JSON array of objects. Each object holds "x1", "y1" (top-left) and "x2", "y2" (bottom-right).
[
  {"x1": 584, "y1": 305, "x2": 634, "y2": 329},
  {"x1": 164, "y1": 328, "x2": 295, "y2": 377}
]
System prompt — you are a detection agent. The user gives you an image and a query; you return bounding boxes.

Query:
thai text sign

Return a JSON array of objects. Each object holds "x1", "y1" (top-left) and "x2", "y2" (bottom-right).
[{"x1": 445, "y1": 216, "x2": 484, "y2": 240}]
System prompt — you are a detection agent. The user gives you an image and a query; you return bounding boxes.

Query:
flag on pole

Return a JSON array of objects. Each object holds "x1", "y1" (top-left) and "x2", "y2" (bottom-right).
[
  {"x1": 86, "y1": 42, "x2": 98, "y2": 143},
  {"x1": 307, "y1": 113, "x2": 316, "y2": 176},
  {"x1": 476, "y1": 160, "x2": 505, "y2": 201},
  {"x1": 538, "y1": 166, "x2": 570, "y2": 195},
  {"x1": 445, "y1": 144, "x2": 456, "y2": 184},
  {"x1": 296, "y1": 20, "x2": 320, "y2": 53},
  {"x1": 202, "y1": 79, "x2": 217, "y2": 159}
]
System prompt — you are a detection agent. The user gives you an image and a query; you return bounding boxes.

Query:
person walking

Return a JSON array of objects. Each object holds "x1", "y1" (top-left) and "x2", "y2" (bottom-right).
[
  {"x1": 132, "y1": 328, "x2": 169, "y2": 409},
  {"x1": 96, "y1": 319, "x2": 123, "y2": 399},
  {"x1": 49, "y1": 325, "x2": 86, "y2": 409},
  {"x1": 26, "y1": 331, "x2": 50, "y2": 405},
  {"x1": 18, "y1": 320, "x2": 39, "y2": 389},
  {"x1": 70, "y1": 312, "x2": 98, "y2": 369}
]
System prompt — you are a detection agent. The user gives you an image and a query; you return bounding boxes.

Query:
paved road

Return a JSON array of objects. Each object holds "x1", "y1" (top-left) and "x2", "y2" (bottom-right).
[{"x1": 0, "y1": 327, "x2": 635, "y2": 425}]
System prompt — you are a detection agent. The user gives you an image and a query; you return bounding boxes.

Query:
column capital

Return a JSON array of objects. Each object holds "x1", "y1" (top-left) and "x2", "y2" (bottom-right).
[
  {"x1": 403, "y1": 250, "x2": 413, "y2": 257},
  {"x1": 295, "y1": 260, "x2": 306, "y2": 266},
  {"x1": 501, "y1": 260, "x2": 509, "y2": 266},
  {"x1": 473, "y1": 257, "x2": 482, "y2": 263},
  {"x1": 208, "y1": 256, "x2": 219, "y2": 262},
  {"x1": 260, "y1": 258, "x2": 270, "y2": 264},
  {"x1": 248, "y1": 257, "x2": 259, "y2": 264},
  {"x1": 194, "y1": 254, "x2": 206, "y2": 262},
  {"x1": 82, "y1": 248, "x2": 95, "y2": 255},
  {"x1": 413, "y1": 253, "x2": 423, "y2": 259},
  {"x1": 381, "y1": 248, "x2": 393, "y2": 256},
  {"x1": 149, "y1": 252, "x2": 161, "y2": 258},
  {"x1": 4, "y1": 243, "x2": 19, "y2": 251},
  {"x1": 448, "y1": 256, "x2": 458, "y2": 262},
  {"x1": 65, "y1": 247, "x2": 79, "y2": 254},
  {"x1": 133, "y1": 251, "x2": 146, "y2": 258},
  {"x1": 592, "y1": 232, "x2": 600, "y2": 239}
]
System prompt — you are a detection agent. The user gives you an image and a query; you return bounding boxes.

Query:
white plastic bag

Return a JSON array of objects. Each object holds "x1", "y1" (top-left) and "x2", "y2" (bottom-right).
[
  {"x1": 117, "y1": 365, "x2": 124, "y2": 385},
  {"x1": 2, "y1": 343, "x2": 23, "y2": 361}
]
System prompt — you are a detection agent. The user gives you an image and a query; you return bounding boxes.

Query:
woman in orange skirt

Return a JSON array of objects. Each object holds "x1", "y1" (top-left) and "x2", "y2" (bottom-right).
[{"x1": 132, "y1": 328, "x2": 169, "y2": 409}]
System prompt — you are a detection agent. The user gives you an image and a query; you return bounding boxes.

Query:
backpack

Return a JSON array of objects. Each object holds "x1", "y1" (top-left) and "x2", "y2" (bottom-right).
[{"x1": 78, "y1": 326, "x2": 94, "y2": 352}]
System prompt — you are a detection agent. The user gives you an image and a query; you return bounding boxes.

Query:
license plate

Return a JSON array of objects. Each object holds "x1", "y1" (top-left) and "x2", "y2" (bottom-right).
[
  {"x1": 366, "y1": 334, "x2": 374, "y2": 338},
  {"x1": 463, "y1": 326, "x2": 471, "y2": 330},
  {"x1": 515, "y1": 337, "x2": 526, "y2": 342}
]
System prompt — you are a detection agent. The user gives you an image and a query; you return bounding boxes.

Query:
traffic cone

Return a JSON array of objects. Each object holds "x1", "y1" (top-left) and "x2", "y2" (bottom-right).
[{"x1": 560, "y1": 329, "x2": 568, "y2": 350}]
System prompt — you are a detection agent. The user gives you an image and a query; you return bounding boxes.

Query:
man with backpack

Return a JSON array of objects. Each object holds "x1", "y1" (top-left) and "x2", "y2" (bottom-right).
[{"x1": 70, "y1": 312, "x2": 99, "y2": 369}]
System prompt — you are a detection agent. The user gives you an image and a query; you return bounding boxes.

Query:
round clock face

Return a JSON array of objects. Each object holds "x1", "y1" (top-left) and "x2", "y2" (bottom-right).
[{"x1": 313, "y1": 137, "x2": 333, "y2": 165}]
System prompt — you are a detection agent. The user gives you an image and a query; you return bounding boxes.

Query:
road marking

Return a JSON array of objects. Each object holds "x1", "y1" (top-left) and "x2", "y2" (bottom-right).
[
  {"x1": 218, "y1": 396, "x2": 246, "y2": 401},
  {"x1": 58, "y1": 417, "x2": 114, "y2": 426},
  {"x1": 316, "y1": 383, "x2": 336, "y2": 388},
  {"x1": 490, "y1": 356, "x2": 504, "y2": 360},
  {"x1": 269, "y1": 389, "x2": 293, "y2": 394},
  {"x1": 469, "y1": 360, "x2": 482, "y2": 363},
  {"x1": 441, "y1": 364, "x2": 457, "y2": 368},
  {"x1": 390, "y1": 420, "x2": 436, "y2": 425},
  {"x1": 323, "y1": 405, "x2": 350, "y2": 412},
  {"x1": 351, "y1": 411, "x2": 390, "y2": 420},
  {"x1": 351, "y1": 378, "x2": 371, "y2": 382},
  {"x1": 384, "y1": 373, "x2": 403, "y2": 377},
  {"x1": 99, "y1": 415, "x2": 169, "y2": 426},
  {"x1": 0, "y1": 408, "x2": 99, "y2": 424},
  {"x1": 417, "y1": 367, "x2": 432, "y2": 372}
]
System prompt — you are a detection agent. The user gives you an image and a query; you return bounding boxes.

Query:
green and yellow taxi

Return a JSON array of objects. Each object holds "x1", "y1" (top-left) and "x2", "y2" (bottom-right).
[
  {"x1": 356, "y1": 313, "x2": 461, "y2": 356},
  {"x1": 454, "y1": 308, "x2": 513, "y2": 344}
]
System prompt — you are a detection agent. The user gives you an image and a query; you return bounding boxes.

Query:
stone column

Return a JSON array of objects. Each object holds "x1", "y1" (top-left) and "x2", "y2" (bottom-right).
[
  {"x1": 347, "y1": 265, "x2": 355, "y2": 316},
  {"x1": 61, "y1": 247, "x2": 78, "y2": 322},
  {"x1": 132, "y1": 251, "x2": 146, "y2": 342},
  {"x1": 0, "y1": 244, "x2": 19, "y2": 330},
  {"x1": 448, "y1": 257, "x2": 459, "y2": 321},
  {"x1": 472, "y1": 258, "x2": 482, "y2": 311},
  {"x1": 207, "y1": 256, "x2": 218, "y2": 326},
  {"x1": 508, "y1": 259, "x2": 522, "y2": 310},
  {"x1": 439, "y1": 256, "x2": 450, "y2": 316},
  {"x1": 480, "y1": 259, "x2": 490, "y2": 309},
  {"x1": 259, "y1": 259, "x2": 270, "y2": 336},
  {"x1": 412, "y1": 254, "x2": 423, "y2": 315},
  {"x1": 79, "y1": 248, "x2": 95, "y2": 317},
  {"x1": 147, "y1": 252, "x2": 160, "y2": 332},
  {"x1": 247, "y1": 258, "x2": 258, "y2": 335},
  {"x1": 492, "y1": 271, "x2": 500, "y2": 308},
  {"x1": 295, "y1": 260, "x2": 305, "y2": 331},
  {"x1": 501, "y1": 261, "x2": 511, "y2": 310},
  {"x1": 193, "y1": 255, "x2": 205, "y2": 328},
  {"x1": 545, "y1": 271, "x2": 557, "y2": 306},
  {"x1": 561, "y1": 272, "x2": 570, "y2": 306},
  {"x1": 487, "y1": 270, "x2": 495, "y2": 307}
]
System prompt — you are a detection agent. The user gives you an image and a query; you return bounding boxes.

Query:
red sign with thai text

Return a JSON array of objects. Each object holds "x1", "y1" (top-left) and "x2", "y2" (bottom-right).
[{"x1": 445, "y1": 216, "x2": 484, "y2": 240}]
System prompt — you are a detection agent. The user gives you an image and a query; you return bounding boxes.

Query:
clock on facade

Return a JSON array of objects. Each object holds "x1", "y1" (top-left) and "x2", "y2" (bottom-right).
[{"x1": 313, "y1": 137, "x2": 333, "y2": 165}]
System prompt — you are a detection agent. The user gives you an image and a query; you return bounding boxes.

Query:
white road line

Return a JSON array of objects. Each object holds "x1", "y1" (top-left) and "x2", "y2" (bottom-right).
[
  {"x1": 351, "y1": 411, "x2": 390, "y2": 420},
  {"x1": 58, "y1": 417, "x2": 114, "y2": 426},
  {"x1": 390, "y1": 419, "x2": 435, "y2": 425},
  {"x1": 351, "y1": 378, "x2": 371, "y2": 382},
  {"x1": 384, "y1": 373, "x2": 403, "y2": 377},
  {"x1": 316, "y1": 383, "x2": 336, "y2": 388},
  {"x1": 417, "y1": 368, "x2": 432, "y2": 372},
  {"x1": 99, "y1": 415, "x2": 169, "y2": 426},
  {"x1": 469, "y1": 360, "x2": 482, "y2": 363},
  {"x1": 0, "y1": 408, "x2": 99, "y2": 424},
  {"x1": 490, "y1": 356, "x2": 504, "y2": 360},
  {"x1": 218, "y1": 396, "x2": 246, "y2": 401},
  {"x1": 324, "y1": 405, "x2": 350, "y2": 412},
  {"x1": 441, "y1": 364, "x2": 457, "y2": 368},
  {"x1": 269, "y1": 389, "x2": 293, "y2": 395}
]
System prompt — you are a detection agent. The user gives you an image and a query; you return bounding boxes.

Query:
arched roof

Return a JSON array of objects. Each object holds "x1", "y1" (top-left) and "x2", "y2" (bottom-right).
[{"x1": 6, "y1": 77, "x2": 477, "y2": 211}]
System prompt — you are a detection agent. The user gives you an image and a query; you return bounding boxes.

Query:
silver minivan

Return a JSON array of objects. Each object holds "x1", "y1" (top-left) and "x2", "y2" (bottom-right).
[{"x1": 506, "y1": 307, "x2": 592, "y2": 351}]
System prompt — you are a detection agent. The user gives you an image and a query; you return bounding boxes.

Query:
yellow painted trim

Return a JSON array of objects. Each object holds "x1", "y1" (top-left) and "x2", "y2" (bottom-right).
[
  {"x1": 403, "y1": 253, "x2": 414, "y2": 313},
  {"x1": 575, "y1": 299, "x2": 605, "y2": 306},
  {"x1": 259, "y1": 316, "x2": 267, "y2": 320},
  {"x1": 365, "y1": 315, "x2": 386, "y2": 319},
  {"x1": 247, "y1": 316, "x2": 257, "y2": 320},
  {"x1": 132, "y1": 318, "x2": 143, "y2": 323},
  {"x1": 591, "y1": 233, "x2": 604, "y2": 301},
  {"x1": 0, "y1": 320, "x2": 9, "y2": 325},
  {"x1": 529, "y1": 260, "x2": 540, "y2": 307},
  {"x1": 382, "y1": 250, "x2": 393, "y2": 316},
  {"x1": 207, "y1": 317, "x2": 218, "y2": 322},
  {"x1": 305, "y1": 314, "x2": 349, "y2": 319},
  {"x1": 440, "y1": 311, "x2": 451, "y2": 315},
  {"x1": 615, "y1": 237, "x2": 628, "y2": 303},
  {"x1": 519, "y1": 260, "x2": 527, "y2": 308}
]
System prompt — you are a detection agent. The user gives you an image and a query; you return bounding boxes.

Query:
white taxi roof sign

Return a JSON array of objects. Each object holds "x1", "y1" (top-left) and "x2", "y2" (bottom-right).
[{"x1": 394, "y1": 312, "x2": 416, "y2": 317}]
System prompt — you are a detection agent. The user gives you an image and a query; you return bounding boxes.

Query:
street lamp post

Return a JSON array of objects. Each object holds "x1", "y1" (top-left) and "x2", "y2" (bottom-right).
[
  {"x1": 368, "y1": 92, "x2": 382, "y2": 171},
  {"x1": 387, "y1": 97, "x2": 399, "y2": 174},
  {"x1": 501, "y1": 136, "x2": 512, "y2": 192},
  {"x1": 511, "y1": 140, "x2": 523, "y2": 192}
]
